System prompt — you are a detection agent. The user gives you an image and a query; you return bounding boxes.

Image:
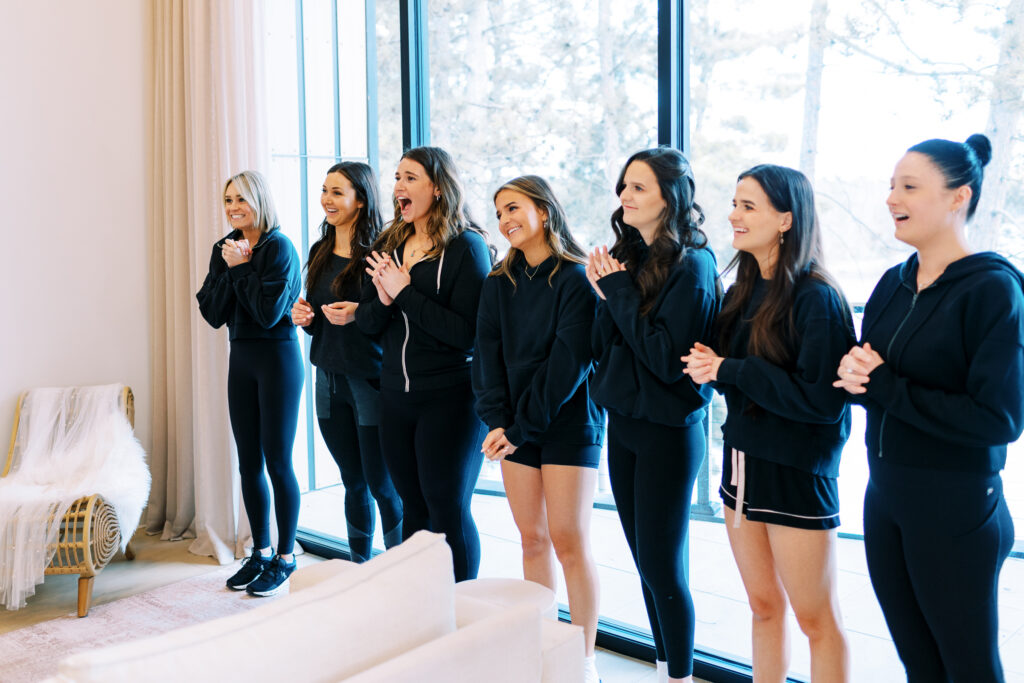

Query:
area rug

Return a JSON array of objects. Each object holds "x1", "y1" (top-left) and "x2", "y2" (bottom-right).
[{"x1": 0, "y1": 566, "x2": 281, "y2": 683}]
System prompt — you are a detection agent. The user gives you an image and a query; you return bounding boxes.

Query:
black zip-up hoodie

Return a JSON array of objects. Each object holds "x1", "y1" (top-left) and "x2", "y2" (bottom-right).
[
  {"x1": 356, "y1": 230, "x2": 491, "y2": 392},
  {"x1": 591, "y1": 245, "x2": 719, "y2": 427},
  {"x1": 473, "y1": 258, "x2": 605, "y2": 448},
  {"x1": 714, "y1": 274, "x2": 856, "y2": 477},
  {"x1": 303, "y1": 254, "x2": 382, "y2": 379},
  {"x1": 196, "y1": 228, "x2": 301, "y2": 341},
  {"x1": 860, "y1": 251, "x2": 1024, "y2": 473}
]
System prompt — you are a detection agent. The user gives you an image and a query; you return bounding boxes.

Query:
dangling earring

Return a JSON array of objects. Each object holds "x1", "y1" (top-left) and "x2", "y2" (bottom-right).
[
  {"x1": 543, "y1": 219, "x2": 549, "y2": 231},
  {"x1": 779, "y1": 232, "x2": 785, "y2": 246}
]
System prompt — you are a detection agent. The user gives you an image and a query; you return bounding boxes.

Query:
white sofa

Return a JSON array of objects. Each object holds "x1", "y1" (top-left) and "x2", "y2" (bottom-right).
[{"x1": 46, "y1": 531, "x2": 584, "y2": 682}]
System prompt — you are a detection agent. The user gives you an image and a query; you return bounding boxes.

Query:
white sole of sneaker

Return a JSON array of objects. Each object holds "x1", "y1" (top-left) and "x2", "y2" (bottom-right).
[{"x1": 247, "y1": 577, "x2": 290, "y2": 597}]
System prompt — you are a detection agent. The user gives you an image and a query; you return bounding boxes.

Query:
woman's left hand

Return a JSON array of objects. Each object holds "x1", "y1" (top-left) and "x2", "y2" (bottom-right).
[
  {"x1": 221, "y1": 238, "x2": 251, "y2": 268},
  {"x1": 681, "y1": 342, "x2": 724, "y2": 384},
  {"x1": 377, "y1": 259, "x2": 411, "y2": 299},
  {"x1": 833, "y1": 342, "x2": 884, "y2": 394}
]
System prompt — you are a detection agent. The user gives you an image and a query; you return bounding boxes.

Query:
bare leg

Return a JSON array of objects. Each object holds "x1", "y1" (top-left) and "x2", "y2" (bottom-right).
[
  {"x1": 501, "y1": 460, "x2": 557, "y2": 590},
  {"x1": 541, "y1": 464, "x2": 600, "y2": 656},
  {"x1": 767, "y1": 525, "x2": 849, "y2": 683},
  {"x1": 723, "y1": 506, "x2": 790, "y2": 683}
]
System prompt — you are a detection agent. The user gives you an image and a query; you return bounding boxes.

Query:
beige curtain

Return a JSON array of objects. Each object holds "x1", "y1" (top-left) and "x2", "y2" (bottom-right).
[{"x1": 147, "y1": 0, "x2": 268, "y2": 564}]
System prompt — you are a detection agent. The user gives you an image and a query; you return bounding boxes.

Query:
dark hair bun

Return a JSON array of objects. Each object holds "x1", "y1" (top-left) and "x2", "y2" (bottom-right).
[{"x1": 965, "y1": 133, "x2": 992, "y2": 167}]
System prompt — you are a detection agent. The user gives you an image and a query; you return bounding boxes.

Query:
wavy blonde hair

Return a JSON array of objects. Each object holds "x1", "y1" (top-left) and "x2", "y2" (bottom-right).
[{"x1": 490, "y1": 175, "x2": 586, "y2": 287}]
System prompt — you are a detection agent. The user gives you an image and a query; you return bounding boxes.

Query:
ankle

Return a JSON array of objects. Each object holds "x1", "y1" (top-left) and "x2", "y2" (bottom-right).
[{"x1": 257, "y1": 547, "x2": 273, "y2": 558}]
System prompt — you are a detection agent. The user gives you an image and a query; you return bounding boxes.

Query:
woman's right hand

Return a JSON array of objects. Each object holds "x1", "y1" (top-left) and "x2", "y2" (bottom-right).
[
  {"x1": 481, "y1": 427, "x2": 512, "y2": 461},
  {"x1": 291, "y1": 297, "x2": 314, "y2": 326},
  {"x1": 365, "y1": 251, "x2": 394, "y2": 305}
]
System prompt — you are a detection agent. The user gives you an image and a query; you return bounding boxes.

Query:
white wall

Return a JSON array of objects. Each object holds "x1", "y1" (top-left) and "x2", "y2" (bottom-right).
[{"x1": 0, "y1": 1, "x2": 151, "y2": 452}]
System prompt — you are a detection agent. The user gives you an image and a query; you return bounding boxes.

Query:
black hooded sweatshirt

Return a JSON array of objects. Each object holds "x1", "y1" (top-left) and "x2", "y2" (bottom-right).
[{"x1": 860, "y1": 251, "x2": 1024, "y2": 473}]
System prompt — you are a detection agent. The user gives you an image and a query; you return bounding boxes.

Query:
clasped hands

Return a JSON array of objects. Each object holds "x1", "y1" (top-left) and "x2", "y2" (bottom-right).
[
  {"x1": 585, "y1": 246, "x2": 626, "y2": 300},
  {"x1": 681, "y1": 342, "x2": 724, "y2": 384},
  {"x1": 364, "y1": 251, "x2": 410, "y2": 305},
  {"x1": 833, "y1": 343, "x2": 884, "y2": 394},
  {"x1": 221, "y1": 238, "x2": 252, "y2": 267},
  {"x1": 291, "y1": 298, "x2": 358, "y2": 327},
  {"x1": 481, "y1": 427, "x2": 517, "y2": 461}
]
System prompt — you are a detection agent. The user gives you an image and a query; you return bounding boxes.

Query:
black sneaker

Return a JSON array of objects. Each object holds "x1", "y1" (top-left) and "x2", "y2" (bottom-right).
[
  {"x1": 245, "y1": 555, "x2": 296, "y2": 597},
  {"x1": 226, "y1": 548, "x2": 271, "y2": 591}
]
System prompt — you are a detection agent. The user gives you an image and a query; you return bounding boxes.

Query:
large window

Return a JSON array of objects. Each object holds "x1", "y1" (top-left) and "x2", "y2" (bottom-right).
[{"x1": 265, "y1": 2, "x2": 1024, "y2": 681}]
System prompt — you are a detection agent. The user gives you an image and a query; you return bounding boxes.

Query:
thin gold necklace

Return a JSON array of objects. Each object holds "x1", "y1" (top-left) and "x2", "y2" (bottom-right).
[{"x1": 524, "y1": 263, "x2": 541, "y2": 280}]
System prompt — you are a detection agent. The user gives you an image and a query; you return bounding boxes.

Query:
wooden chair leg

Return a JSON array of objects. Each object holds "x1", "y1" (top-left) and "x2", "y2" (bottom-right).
[{"x1": 77, "y1": 576, "x2": 95, "y2": 617}]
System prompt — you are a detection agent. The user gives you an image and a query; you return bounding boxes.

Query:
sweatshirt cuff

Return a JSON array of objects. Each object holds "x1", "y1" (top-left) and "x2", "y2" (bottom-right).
[
  {"x1": 863, "y1": 362, "x2": 896, "y2": 404},
  {"x1": 392, "y1": 284, "x2": 420, "y2": 313},
  {"x1": 716, "y1": 358, "x2": 742, "y2": 385},
  {"x1": 228, "y1": 261, "x2": 254, "y2": 280},
  {"x1": 504, "y1": 424, "x2": 525, "y2": 448},
  {"x1": 598, "y1": 271, "x2": 633, "y2": 298}
]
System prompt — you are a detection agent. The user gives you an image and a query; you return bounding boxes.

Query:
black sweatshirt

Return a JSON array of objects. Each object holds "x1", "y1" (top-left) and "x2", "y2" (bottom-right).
[
  {"x1": 302, "y1": 254, "x2": 382, "y2": 379},
  {"x1": 473, "y1": 258, "x2": 604, "y2": 448},
  {"x1": 859, "y1": 251, "x2": 1024, "y2": 474},
  {"x1": 714, "y1": 274, "x2": 856, "y2": 477},
  {"x1": 356, "y1": 230, "x2": 492, "y2": 392},
  {"x1": 591, "y1": 246, "x2": 719, "y2": 427},
  {"x1": 196, "y1": 228, "x2": 301, "y2": 341}
]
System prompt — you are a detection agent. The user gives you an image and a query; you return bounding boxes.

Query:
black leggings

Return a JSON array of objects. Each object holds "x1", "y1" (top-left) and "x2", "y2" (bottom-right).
[
  {"x1": 317, "y1": 372, "x2": 403, "y2": 562},
  {"x1": 227, "y1": 339, "x2": 303, "y2": 555},
  {"x1": 607, "y1": 413, "x2": 705, "y2": 680},
  {"x1": 865, "y1": 458, "x2": 1014, "y2": 683},
  {"x1": 379, "y1": 383, "x2": 485, "y2": 581}
]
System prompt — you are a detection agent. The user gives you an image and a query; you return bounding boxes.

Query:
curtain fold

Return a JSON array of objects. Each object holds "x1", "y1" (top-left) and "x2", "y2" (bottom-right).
[{"x1": 147, "y1": 0, "x2": 269, "y2": 564}]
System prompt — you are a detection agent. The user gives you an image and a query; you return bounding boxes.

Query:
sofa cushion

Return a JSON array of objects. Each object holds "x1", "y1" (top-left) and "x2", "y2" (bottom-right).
[
  {"x1": 57, "y1": 531, "x2": 455, "y2": 683},
  {"x1": 345, "y1": 604, "x2": 543, "y2": 683}
]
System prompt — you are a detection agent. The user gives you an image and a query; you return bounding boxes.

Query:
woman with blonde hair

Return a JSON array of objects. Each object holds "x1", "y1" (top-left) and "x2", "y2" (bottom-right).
[
  {"x1": 356, "y1": 147, "x2": 492, "y2": 581},
  {"x1": 473, "y1": 175, "x2": 604, "y2": 682},
  {"x1": 197, "y1": 170, "x2": 303, "y2": 597}
]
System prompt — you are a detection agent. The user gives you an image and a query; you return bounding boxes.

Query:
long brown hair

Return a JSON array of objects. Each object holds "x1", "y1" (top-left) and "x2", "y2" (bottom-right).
[
  {"x1": 374, "y1": 147, "x2": 490, "y2": 259},
  {"x1": 490, "y1": 175, "x2": 586, "y2": 287},
  {"x1": 715, "y1": 164, "x2": 848, "y2": 365},
  {"x1": 305, "y1": 162, "x2": 383, "y2": 297},
  {"x1": 608, "y1": 147, "x2": 712, "y2": 316}
]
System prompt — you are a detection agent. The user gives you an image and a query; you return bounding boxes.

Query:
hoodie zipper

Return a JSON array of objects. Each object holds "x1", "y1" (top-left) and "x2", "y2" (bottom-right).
[
  {"x1": 397, "y1": 246, "x2": 446, "y2": 394},
  {"x1": 400, "y1": 312, "x2": 411, "y2": 392},
  {"x1": 877, "y1": 285, "x2": 921, "y2": 458}
]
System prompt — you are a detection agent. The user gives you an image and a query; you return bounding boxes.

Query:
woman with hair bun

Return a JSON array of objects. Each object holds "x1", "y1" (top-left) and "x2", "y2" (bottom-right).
[
  {"x1": 835, "y1": 134, "x2": 1024, "y2": 682},
  {"x1": 684, "y1": 164, "x2": 855, "y2": 682},
  {"x1": 474, "y1": 175, "x2": 604, "y2": 682},
  {"x1": 587, "y1": 147, "x2": 720, "y2": 683}
]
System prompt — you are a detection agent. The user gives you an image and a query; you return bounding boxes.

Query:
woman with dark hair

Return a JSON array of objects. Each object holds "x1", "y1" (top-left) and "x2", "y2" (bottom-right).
[
  {"x1": 291, "y1": 162, "x2": 402, "y2": 563},
  {"x1": 356, "y1": 146, "x2": 492, "y2": 581},
  {"x1": 684, "y1": 164, "x2": 855, "y2": 682},
  {"x1": 587, "y1": 147, "x2": 719, "y2": 683},
  {"x1": 473, "y1": 175, "x2": 605, "y2": 682},
  {"x1": 196, "y1": 170, "x2": 303, "y2": 597},
  {"x1": 835, "y1": 134, "x2": 1024, "y2": 682}
]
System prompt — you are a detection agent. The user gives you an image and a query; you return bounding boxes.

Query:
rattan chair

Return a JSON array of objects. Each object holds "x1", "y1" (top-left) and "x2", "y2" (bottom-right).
[{"x1": 2, "y1": 386, "x2": 136, "y2": 617}]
